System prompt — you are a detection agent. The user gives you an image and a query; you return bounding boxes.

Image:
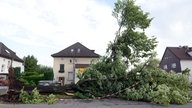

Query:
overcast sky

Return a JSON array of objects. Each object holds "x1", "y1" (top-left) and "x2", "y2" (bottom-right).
[{"x1": 0, "y1": 0, "x2": 192, "y2": 66}]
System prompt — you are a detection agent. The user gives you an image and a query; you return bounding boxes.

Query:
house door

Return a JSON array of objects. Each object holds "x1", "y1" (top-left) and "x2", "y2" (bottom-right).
[{"x1": 59, "y1": 77, "x2": 65, "y2": 86}]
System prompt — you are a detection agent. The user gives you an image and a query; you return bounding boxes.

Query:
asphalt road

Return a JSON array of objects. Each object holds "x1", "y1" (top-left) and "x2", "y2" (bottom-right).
[{"x1": 0, "y1": 99, "x2": 192, "y2": 108}]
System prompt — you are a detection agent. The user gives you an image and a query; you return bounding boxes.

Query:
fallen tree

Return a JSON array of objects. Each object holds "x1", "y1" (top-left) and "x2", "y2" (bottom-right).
[
  {"x1": 75, "y1": 0, "x2": 192, "y2": 105},
  {"x1": 76, "y1": 58, "x2": 192, "y2": 105}
]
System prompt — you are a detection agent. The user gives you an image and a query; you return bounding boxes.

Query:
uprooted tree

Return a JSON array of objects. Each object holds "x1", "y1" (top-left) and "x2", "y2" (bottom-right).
[{"x1": 76, "y1": 0, "x2": 192, "y2": 105}]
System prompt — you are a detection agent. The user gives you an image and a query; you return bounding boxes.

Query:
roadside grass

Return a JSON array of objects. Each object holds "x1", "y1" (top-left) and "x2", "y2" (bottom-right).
[{"x1": 41, "y1": 93, "x2": 75, "y2": 99}]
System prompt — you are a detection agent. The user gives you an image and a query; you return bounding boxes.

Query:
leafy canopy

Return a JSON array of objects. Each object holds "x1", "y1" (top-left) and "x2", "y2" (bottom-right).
[
  {"x1": 76, "y1": 0, "x2": 192, "y2": 106},
  {"x1": 108, "y1": 0, "x2": 157, "y2": 66},
  {"x1": 24, "y1": 55, "x2": 38, "y2": 72}
]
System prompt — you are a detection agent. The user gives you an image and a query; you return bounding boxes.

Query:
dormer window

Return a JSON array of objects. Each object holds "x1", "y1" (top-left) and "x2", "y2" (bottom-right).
[{"x1": 5, "y1": 49, "x2": 10, "y2": 54}]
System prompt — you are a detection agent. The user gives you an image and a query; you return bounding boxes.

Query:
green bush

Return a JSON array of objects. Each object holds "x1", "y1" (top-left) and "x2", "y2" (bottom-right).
[
  {"x1": 44, "y1": 71, "x2": 54, "y2": 80},
  {"x1": 75, "y1": 92, "x2": 94, "y2": 99},
  {"x1": 30, "y1": 88, "x2": 43, "y2": 104},
  {"x1": 149, "y1": 84, "x2": 171, "y2": 106},
  {"x1": 20, "y1": 73, "x2": 44, "y2": 85},
  {"x1": 19, "y1": 87, "x2": 57, "y2": 104},
  {"x1": 19, "y1": 78, "x2": 30, "y2": 85},
  {"x1": 19, "y1": 88, "x2": 30, "y2": 104},
  {"x1": 46, "y1": 94, "x2": 57, "y2": 104},
  {"x1": 170, "y1": 90, "x2": 189, "y2": 104},
  {"x1": 37, "y1": 65, "x2": 53, "y2": 74},
  {"x1": 14, "y1": 67, "x2": 21, "y2": 78},
  {"x1": 24, "y1": 72, "x2": 39, "y2": 76},
  {"x1": 123, "y1": 88, "x2": 143, "y2": 101}
]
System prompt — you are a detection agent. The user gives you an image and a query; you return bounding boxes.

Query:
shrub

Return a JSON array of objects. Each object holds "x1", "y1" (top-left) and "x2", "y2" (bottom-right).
[
  {"x1": 123, "y1": 88, "x2": 143, "y2": 101},
  {"x1": 46, "y1": 94, "x2": 57, "y2": 104},
  {"x1": 75, "y1": 92, "x2": 94, "y2": 99},
  {"x1": 30, "y1": 88, "x2": 43, "y2": 104},
  {"x1": 19, "y1": 87, "x2": 56, "y2": 104},
  {"x1": 20, "y1": 73, "x2": 44, "y2": 85},
  {"x1": 24, "y1": 72, "x2": 39, "y2": 76},
  {"x1": 170, "y1": 90, "x2": 189, "y2": 104},
  {"x1": 44, "y1": 71, "x2": 54, "y2": 80},
  {"x1": 14, "y1": 67, "x2": 21, "y2": 78},
  {"x1": 149, "y1": 84, "x2": 171, "y2": 106},
  {"x1": 19, "y1": 88, "x2": 30, "y2": 104}
]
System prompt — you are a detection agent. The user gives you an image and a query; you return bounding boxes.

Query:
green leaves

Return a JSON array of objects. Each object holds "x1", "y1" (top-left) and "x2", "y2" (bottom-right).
[
  {"x1": 19, "y1": 87, "x2": 57, "y2": 104},
  {"x1": 149, "y1": 84, "x2": 171, "y2": 106},
  {"x1": 109, "y1": 0, "x2": 157, "y2": 66},
  {"x1": 19, "y1": 87, "x2": 43, "y2": 104},
  {"x1": 76, "y1": 0, "x2": 191, "y2": 106},
  {"x1": 24, "y1": 55, "x2": 38, "y2": 72}
]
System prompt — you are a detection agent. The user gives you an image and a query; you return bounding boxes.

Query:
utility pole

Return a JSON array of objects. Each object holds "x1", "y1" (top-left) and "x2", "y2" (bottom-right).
[{"x1": 71, "y1": 49, "x2": 76, "y2": 84}]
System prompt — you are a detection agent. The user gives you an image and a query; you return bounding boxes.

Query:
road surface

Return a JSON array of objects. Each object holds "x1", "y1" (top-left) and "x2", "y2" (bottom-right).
[{"x1": 0, "y1": 99, "x2": 192, "y2": 108}]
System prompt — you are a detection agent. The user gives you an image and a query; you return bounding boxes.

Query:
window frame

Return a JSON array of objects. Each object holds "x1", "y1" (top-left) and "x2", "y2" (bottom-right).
[
  {"x1": 68, "y1": 72, "x2": 74, "y2": 81},
  {"x1": 163, "y1": 65, "x2": 168, "y2": 70},
  {"x1": 1, "y1": 64, "x2": 5, "y2": 72},
  {"x1": 171, "y1": 63, "x2": 176, "y2": 69},
  {"x1": 59, "y1": 64, "x2": 65, "y2": 73}
]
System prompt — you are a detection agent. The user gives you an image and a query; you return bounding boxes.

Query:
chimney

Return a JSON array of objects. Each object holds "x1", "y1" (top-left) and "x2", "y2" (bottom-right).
[
  {"x1": 179, "y1": 45, "x2": 182, "y2": 48},
  {"x1": 183, "y1": 46, "x2": 188, "y2": 49}
]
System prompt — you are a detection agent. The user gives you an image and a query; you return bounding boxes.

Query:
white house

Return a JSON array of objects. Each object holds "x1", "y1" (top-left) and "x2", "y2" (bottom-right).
[
  {"x1": 51, "y1": 42, "x2": 100, "y2": 85},
  {"x1": 0, "y1": 42, "x2": 24, "y2": 80},
  {"x1": 160, "y1": 46, "x2": 192, "y2": 82}
]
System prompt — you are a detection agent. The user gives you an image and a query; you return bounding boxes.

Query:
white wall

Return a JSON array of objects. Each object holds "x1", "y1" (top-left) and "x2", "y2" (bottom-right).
[
  {"x1": 53, "y1": 57, "x2": 98, "y2": 85},
  {"x1": 180, "y1": 60, "x2": 192, "y2": 82},
  {"x1": 0, "y1": 57, "x2": 23, "y2": 74}
]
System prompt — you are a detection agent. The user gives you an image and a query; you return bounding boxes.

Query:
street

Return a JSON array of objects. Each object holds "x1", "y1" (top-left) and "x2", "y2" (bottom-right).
[{"x1": 0, "y1": 99, "x2": 192, "y2": 108}]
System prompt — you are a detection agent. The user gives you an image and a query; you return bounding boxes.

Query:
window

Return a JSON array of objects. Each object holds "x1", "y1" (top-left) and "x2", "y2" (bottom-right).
[
  {"x1": 70, "y1": 59, "x2": 72, "y2": 63},
  {"x1": 71, "y1": 49, "x2": 74, "y2": 53},
  {"x1": 77, "y1": 48, "x2": 80, "y2": 53},
  {"x1": 5, "y1": 49, "x2": 10, "y2": 54},
  {"x1": 68, "y1": 72, "x2": 74, "y2": 80},
  {"x1": 163, "y1": 65, "x2": 168, "y2": 70},
  {"x1": 7, "y1": 61, "x2": 10, "y2": 68},
  {"x1": 1, "y1": 64, "x2": 5, "y2": 72},
  {"x1": 171, "y1": 63, "x2": 176, "y2": 68},
  {"x1": 59, "y1": 64, "x2": 64, "y2": 73}
]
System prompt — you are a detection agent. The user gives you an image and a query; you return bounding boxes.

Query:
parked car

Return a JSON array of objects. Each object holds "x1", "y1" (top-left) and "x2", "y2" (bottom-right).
[{"x1": 38, "y1": 80, "x2": 61, "y2": 86}]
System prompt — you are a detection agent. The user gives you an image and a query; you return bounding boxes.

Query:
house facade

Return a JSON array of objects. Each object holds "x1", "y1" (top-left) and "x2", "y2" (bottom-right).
[
  {"x1": 51, "y1": 42, "x2": 100, "y2": 85},
  {"x1": 160, "y1": 46, "x2": 192, "y2": 82},
  {"x1": 0, "y1": 42, "x2": 24, "y2": 80}
]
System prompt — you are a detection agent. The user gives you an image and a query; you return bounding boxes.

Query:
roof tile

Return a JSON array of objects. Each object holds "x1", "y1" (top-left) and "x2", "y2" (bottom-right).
[
  {"x1": 167, "y1": 46, "x2": 192, "y2": 60},
  {"x1": 0, "y1": 42, "x2": 24, "y2": 62},
  {"x1": 51, "y1": 42, "x2": 100, "y2": 58}
]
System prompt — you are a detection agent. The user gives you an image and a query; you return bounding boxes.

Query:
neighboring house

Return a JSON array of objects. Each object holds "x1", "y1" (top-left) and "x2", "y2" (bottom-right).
[
  {"x1": 159, "y1": 46, "x2": 192, "y2": 82},
  {"x1": 0, "y1": 42, "x2": 24, "y2": 80},
  {"x1": 51, "y1": 42, "x2": 100, "y2": 85}
]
